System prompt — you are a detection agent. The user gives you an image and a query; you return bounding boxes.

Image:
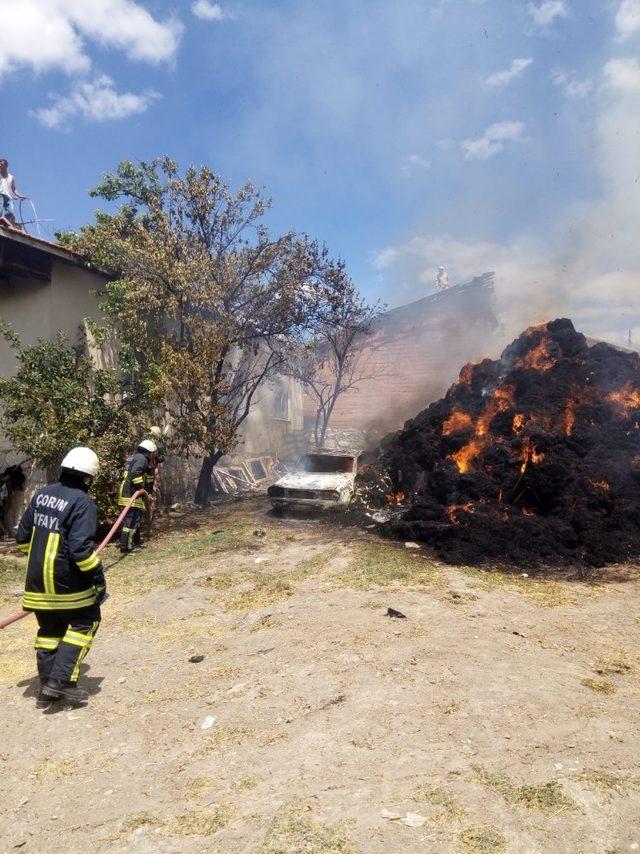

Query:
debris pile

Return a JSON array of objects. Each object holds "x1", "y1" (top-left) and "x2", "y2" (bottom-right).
[
  {"x1": 212, "y1": 456, "x2": 276, "y2": 494},
  {"x1": 359, "y1": 319, "x2": 640, "y2": 567}
]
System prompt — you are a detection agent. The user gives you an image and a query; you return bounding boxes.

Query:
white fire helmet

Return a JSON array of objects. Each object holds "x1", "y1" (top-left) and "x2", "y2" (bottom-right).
[
  {"x1": 138, "y1": 439, "x2": 158, "y2": 454},
  {"x1": 60, "y1": 447, "x2": 100, "y2": 477}
]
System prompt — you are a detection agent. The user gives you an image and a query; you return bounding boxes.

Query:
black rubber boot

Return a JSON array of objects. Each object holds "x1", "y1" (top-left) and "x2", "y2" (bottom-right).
[
  {"x1": 41, "y1": 680, "x2": 89, "y2": 704},
  {"x1": 36, "y1": 687, "x2": 61, "y2": 709}
]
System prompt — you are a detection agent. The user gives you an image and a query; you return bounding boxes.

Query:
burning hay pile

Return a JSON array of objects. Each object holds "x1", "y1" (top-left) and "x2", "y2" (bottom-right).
[{"x1": 360, "y1": 319, "x2": 640, "y2": 567}]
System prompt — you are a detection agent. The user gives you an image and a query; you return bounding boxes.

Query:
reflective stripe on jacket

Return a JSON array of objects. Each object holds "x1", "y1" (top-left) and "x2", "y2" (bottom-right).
[
  {"x1": 118, "y1": 452, "x2": 154, "y2": 510},
  {"x1": 16, "y1": 478, "x2": 103, "y2": 611}
]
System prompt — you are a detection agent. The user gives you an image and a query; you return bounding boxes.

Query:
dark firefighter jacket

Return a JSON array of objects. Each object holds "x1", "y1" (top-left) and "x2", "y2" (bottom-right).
[
  {"x1": 118, "y1": 451, "x2": 154, "y2": 510},
  {"x1": 16, "y1": 475, "x2": 104, "y2": 611}
]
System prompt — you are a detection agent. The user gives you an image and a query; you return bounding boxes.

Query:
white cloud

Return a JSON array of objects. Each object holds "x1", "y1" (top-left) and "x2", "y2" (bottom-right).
[
  {"x1": 604, "y1": 58, "x2": 640, "y2": 93},
  {"x1": 615, "y1": 0, "x2": 640, "y2": 39},
  {"x1": 192, "y1": 1, "x2": 227, "y2": 21},
  {"x1": 527, "y1": 1, "x2": 568, "y2": 27},
  {"x1": 32, "y1": 75, "x2": 160, "y2": 129},
  {"x1": 401, "y1": 153, "x2": 431, "y2": 174},
  {"x1": 551, "y1": 69, "x2": 593, "y2": 98},
  {"x1": 0, "y1": 0, "x2": 182, "y2": 79},
  {"x1": 484, "y1": 58, "x2": 533, "y2": 88},
  {"x1": 461, "y1": 121, "x2": 525, "y2": 160}
]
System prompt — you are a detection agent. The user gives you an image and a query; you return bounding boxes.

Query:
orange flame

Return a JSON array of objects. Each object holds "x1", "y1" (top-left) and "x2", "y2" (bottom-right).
[
  {"x1": 517, "y1": 336, "x2": 557, "y2": 372},
  {"x1": 520, "y1": 437, "x2": 544, "y2": 473},
  {"x1": 449, "y1": 439, "x2": 485, "y2": 474},
  {"x1": 607, "y1": 384, "x2": 640, "y2": 416},
  {"x1": 512, "y1": 413, "x2": 526, "y2": 433},
  {"x1": 459, "y1": 364, "x2": 474, "y2": 385},
  {"x1": 447, "y1": 386, "x2": 515, "y2": 473},
  {"x1": 564, "y1": 400, "x2": 576, "y2": 436},
  {"x1": 386, "y1": 491, "x2": 406, "y2": 505},
  {"x1": 442, "y1": 410, "x2": 473, "y2": 435},
  {"x1": 586, "y1": 479, "x2": 610, "y2": 491},
  {"x1": 447, "y1": 502, "x2": 476, "y2": 524},
  {"x1": 521, "y1": 507, "x2": 536, "y2": 516}
]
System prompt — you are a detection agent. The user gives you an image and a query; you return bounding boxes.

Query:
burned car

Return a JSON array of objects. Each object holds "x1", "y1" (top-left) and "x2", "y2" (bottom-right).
[{"x1": 268, "y1": 450, "x2": 360, "y2": 511}]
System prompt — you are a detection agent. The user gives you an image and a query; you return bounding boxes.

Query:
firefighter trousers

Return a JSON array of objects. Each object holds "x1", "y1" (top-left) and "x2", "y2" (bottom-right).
[
  {"x1": 120, "y1": 506, "x2": 143, "y2": 552},
  {"x1": 34, "y1": 605, "x2": 101, "y2": 685}
]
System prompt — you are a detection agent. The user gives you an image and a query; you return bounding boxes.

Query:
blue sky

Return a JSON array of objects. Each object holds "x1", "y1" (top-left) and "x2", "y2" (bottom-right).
[{"x1": 3, "y1": 0, "x2": 640, "y2": 345}]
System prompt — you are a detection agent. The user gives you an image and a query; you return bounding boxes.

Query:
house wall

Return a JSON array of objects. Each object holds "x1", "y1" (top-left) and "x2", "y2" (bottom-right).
[
  {"x1": 0, "y1": 240, "x2": 109, "y2": 523},
  {"x1": 303, "y1": 275, "x2": 499, "y2": 436},
  {"x1": 232, "y1": 375, "x2": 304, "y2": 458},
  {"x1": 0, "y1": 256, "x2": 107, "y2": 378}
]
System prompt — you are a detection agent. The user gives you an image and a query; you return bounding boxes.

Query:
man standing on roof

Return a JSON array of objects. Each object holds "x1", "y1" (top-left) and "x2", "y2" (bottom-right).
[
  {"x1": 0, "y1": 159, "x2": 27, "y2": 226},
  {"x1": 118, "y1": 439, "x2": 157, "y2": 553},
  {"x1": 16, "y1": 447, "x2": 105, "y2": 708},
  {"x1": 436, "y1": 265, "x2": 449, "y2": 292}
]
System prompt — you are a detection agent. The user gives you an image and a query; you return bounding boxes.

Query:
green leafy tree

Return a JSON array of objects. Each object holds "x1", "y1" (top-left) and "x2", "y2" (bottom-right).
[
  {"x1": 0, "y1": 326, "x2": 154, "y2": 516},
  {"x1": 61, "y1": 157, "x2": 326, "y2": 505}
]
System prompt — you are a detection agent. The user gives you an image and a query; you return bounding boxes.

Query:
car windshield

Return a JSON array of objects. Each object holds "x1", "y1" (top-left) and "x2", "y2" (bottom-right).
[{"x1": 303, "y1": 454, "x2": 355, "y2": 474}]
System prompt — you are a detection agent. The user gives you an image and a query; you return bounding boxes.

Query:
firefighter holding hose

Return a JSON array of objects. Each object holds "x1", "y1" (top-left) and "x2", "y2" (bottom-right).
[
  {"x1": 118, "y1": 439, "x2": 157, "y2": 553},
  {"x1": 16, "y1": 447, "x2": 105, "y2": 708}
]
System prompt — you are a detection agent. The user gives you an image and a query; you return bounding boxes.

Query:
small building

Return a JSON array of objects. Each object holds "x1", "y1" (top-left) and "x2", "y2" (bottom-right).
[
  {"x1": 303, "y1": 272, "x2": 499, "y2": 436},
  {"x1": 0, "y1": 225, "x2": 305, "y2": 504},
  {"x1": 0, "y1": 226, "x2": 111, "y2": 523},
  {"x1": 0, "y1": 226, "x2": 110, "y2": 378}
]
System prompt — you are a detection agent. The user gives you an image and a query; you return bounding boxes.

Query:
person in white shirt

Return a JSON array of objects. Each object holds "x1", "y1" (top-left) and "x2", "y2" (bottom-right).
[
  {"x1": 436, "y1": 265, "x2": 449, "y2": 292},
  {"x1": 0, "y1": 159, "x2": 27, "y2": 225}
]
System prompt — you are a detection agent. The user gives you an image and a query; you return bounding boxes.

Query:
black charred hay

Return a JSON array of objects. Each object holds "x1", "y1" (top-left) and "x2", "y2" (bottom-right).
[{"x1": 359, "y1": 319, "x2": 640, "y2": 568}]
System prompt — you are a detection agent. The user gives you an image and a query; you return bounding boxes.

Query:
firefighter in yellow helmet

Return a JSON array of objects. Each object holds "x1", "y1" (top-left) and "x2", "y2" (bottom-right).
[
  {"x1": 118, "y1": 440, "x2": 157, "y2": 553},
  {"x1": 16, "y1": 447, "x2": 105, "y2": 708}
]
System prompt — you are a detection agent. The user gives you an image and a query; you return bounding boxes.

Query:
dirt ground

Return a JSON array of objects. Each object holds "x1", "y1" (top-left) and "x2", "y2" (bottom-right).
[{"x1": 1, "y1": 497, "x2": 639, "y2": 854}]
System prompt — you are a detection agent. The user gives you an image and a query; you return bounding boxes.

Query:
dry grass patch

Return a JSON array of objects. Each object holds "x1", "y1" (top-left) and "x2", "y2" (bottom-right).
[
  {"x1": 413, "y1": 783, "x2": 466, "y2": 821},
  {"x1": 105, "y1": 517, "x2": 289, "y2": 597},
  {"x1": 592, "y1": 654, "x2": 633, "y2": 677},
  {"x1": 199, "y1": 725, "x2": 251, "y2": 755},
  {"x1": 471, "y1": 767, "x2": 577, "y2": 815},
  {"x1": 221, "y1": 551, "x2": 331, "y2": 613},
  {"x1": 581, "y1": 677, "x2": 616, "y2": 695},
  {"x1": 295, "y1": 548, "x2": 339, "y2": 576},
  {"x1": 225, "y1": 573, "x2": 298, "y2": 612},
  {"x1": 34, "y1": 758, "x2": 78, "y2": 780},
  {"x1": 350, "y1": 735, "x2": 374, "y2": 750},
  {"x1": 251, "y1": 614, "x2": 280, "y2": 632},
  {"x1": 232, "y1": 775, "x2": 259, "y2": 792},
  {"x1": 459, "y1": 826, "x2": 507, "y2": 854},
  {"x1": 106, "y1": 812, "x2": 162, "y2": 841},
  {"x1": 577, "y1": 769, "x2": 640, "y2": 798},
  {"x1": 342, "y1": 541, "x2": 444, "y2": 589},
  {"x1": 258, "y1": 800, "x2": 355, "y2": 853},
  {"x1": 166, "y1": 805, "x2": 231, "y2": 837},
  {"x1": 184, "y1": 774, "x2": 218, "y2": 799},
  {"x1": 457, "y1": 566, "x2": 575, "y2": 607},
  {"x1": 261, "y1": 729, "x2": 287, "y2": 746}
]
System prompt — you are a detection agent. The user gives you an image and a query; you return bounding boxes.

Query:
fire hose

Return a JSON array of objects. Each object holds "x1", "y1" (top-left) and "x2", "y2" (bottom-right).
[{"x1": 0, "y1": 489, "x2": 149, "y2": 630}]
